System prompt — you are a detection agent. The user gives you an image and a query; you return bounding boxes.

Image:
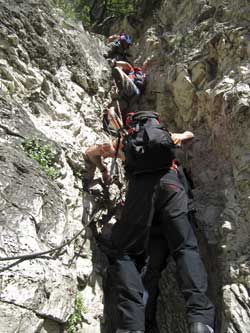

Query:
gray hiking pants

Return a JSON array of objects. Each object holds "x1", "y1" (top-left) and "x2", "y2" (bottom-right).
[{"x1": 115, "y1": 67, "x2": 140, "y2": 97}]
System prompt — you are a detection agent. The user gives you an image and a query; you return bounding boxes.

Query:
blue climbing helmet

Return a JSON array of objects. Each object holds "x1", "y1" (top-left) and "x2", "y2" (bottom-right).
[{"x1": 119, "y1": 33, "x2": 132, "y2": 48}]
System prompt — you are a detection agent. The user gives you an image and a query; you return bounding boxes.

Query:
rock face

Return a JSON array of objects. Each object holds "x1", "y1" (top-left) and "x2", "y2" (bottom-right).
[
  {"x1": 1, "y1": 0, "x2": 250, "y2": 332},
  {"x1": 124, "y1": 0, "x2": 250, "y2": 332},
  {"x1": 0, "y1": 0, "x2": 111, "y2": 331}
]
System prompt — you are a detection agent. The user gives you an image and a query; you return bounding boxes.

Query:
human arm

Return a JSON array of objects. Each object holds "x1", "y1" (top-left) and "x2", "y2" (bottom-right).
[
  {"x1": 104, "y1": 38, "x2": 120, "y2": 59},
  {"x1": 115, "y1": 60, "x2": 134, "y2": 73},
  {"x1": 171, "y1": 131, "x2": 194, "y2": 147},
  {"x1": 85, "y1": 146, "x2": 109, "y2": 174},
  {"x1": 105, "y1": 103, "x2": 123, "y2": 130},
  {"x1": 85, "y1": 145, "x2": 113, "y2": 185},
  {"x1": 84, "y1": 139, "x2": 123, "y2": 185},
  {"x1": 107, "y1": 34, "x2": 120, "y2": 43}
]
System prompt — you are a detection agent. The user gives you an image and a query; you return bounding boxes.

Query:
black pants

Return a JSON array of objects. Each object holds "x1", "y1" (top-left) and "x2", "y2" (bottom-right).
[
  {"x1": 143, "y1": 230, "x2": 169, "y2": 331},
  {"x1": 110, "y1": 170, "x2": 215, "y2": 331}
]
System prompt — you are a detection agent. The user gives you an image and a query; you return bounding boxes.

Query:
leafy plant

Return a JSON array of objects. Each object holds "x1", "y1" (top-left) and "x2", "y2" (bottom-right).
[
  {"x1": 67, "y1": 294, "x2": 87, "y2": 333},
  {"x1": 106, "y1": 0, "x2": 138, "y2": 16},
  {"x1": 74, "y1": 170, "x2": 83, "y2": 179},
  {"x1": 22, "y1": 139, "x2": 59, "y2": 179},
  {"x1": 52, "y1": 0, "x2": 76, "y2": 19},
  {"x1": 52, "y1": 0, "x2": 139, "y2": 28},
  {"x1": 52, "y1": 0, "x2": 91, "y2": 26}
]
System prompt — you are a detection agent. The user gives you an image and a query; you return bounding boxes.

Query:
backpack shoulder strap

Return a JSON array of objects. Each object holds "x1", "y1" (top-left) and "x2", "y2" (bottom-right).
[{"x1": 132, "y1": 111, "x2": 159, "y2": 122}]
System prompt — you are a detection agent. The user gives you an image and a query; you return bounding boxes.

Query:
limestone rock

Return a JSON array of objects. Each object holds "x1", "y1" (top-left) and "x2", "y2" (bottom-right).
[
  {"x1": 0, "y1": 0, "x2": 111, "y2": 331},
  {"x1": 1, "y1": 0, "x2": 250, "y2": 332},
  {"x1": 129, "y1": 0, "x2": 250, "y2": 332}
]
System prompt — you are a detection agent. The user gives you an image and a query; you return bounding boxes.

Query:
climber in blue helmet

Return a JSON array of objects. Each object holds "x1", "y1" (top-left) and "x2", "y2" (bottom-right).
[
  {"x1": 104, "y1": 32, "x2": 132, "y2": 62},
  {"x1": 119, "y1": 33, "x2": 132, "y2": 49}
]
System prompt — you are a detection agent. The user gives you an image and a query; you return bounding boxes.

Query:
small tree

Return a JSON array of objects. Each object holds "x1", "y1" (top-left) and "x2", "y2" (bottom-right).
[{"x1": 53, "y1": 0, "x2": 139, "y2": 28}]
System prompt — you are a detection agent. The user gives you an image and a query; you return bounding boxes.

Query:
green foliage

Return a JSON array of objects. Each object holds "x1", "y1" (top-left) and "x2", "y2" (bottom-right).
[
  {"x1": 22, "y1": 139, "x2": 59, "y2": 180},
  {"x1": 52, "y1": 0, "x2": 90, "y2": 26},
  {"x1": 52, "y1": 0, "x2": 139, "y2": 28},
  {"x1": 53, "y1": 0, "x2": 76, "y2": 19},
  {"x1": 106, "y1": 0, "x2": 138, "y2": 16},
  {"x1": 0, "y1": 81, "x2": 16, "y2": 97},
  {"x1": 74, "y1": 170, "x2": 83, "y2": 179},
  {"x1": 67, "y1": 294, "x2": 87, "y2": 333},
  {"x1": 73, "y1": 0, "x2": 91, "y2": 25}
]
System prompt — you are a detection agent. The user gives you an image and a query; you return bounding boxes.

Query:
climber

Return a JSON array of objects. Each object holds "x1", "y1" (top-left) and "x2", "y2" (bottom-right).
[
  {"x1": 84, "y1": 111, "x2": 215, "y2": 333},
  {"x1": 109, "y1": 58, "x2": 154, "y2": 121},
  {"x1": 84, "y1": 128, "x2": 193, "y2": 186},
  {"x1": 103, "y1": 95, "x2": 124, "y2": 137},
  {"x1": 142, "y1": 165, "x2": 197, "y2": 333},
  {"x1": 85, "y1": 59, "x2": 151, "y2": 178},
  {"x1": 142, "y1": 161, "x2": 198, "y2": 333},
  {"x1": 105, "y1": 32, "x2": 132, "y2": 62}
]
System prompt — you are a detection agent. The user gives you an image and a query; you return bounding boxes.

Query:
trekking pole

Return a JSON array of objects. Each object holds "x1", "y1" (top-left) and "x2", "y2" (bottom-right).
[
  {"x1": 110, "y1": 130, "x2": 121, "y2": 179},
  {"x1": 104, "y1": 100, "x2": 125, "y2": 180},
  {"x1": 115, "y1": 99, "x2": 123, "y2": 124}
]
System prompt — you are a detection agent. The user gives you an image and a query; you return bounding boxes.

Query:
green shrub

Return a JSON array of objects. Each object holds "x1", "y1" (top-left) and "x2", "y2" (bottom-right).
[
  {"x1": 52, "y1": 0, "x2": 76, "y2": 19},
  {"x1": 52, "y1": 0, "x2": 90, "y2": 26},
  {"x1": 67, "y1": 294, "x2": 87, "y2": 333},
  {"x1": 106, "y1": 0, "x2": 138, "y2": 16},
  {"x1": 22, "y1": 139, "x2": 59, "y2": 179},
  {"x1": 52, "y1": 0, "x2": 139, "y2": 28}
]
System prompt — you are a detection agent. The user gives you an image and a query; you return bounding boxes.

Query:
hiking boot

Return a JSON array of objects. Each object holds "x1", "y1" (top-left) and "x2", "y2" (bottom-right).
[{"x1": 189, "y1": 322, "x2": 214, "y2": 333}]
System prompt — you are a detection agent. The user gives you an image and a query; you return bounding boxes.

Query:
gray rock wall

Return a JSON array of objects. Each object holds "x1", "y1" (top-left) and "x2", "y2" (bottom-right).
[
  {"x1": 125, "y1": 0, "x2": 250, "y2": 332},
  {"x1": 0, "y1": 0, "x2": 112, "y2": 332},
  {"x1": 1, "y1": 0, "x2": 250, "y2": 332}
]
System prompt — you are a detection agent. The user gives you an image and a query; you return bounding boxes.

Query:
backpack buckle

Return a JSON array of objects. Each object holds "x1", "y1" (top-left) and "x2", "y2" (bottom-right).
[
  {"x1": 125, "y1": 112, "x2": 135, "y2": 128},
  {"x1": 135, "y1": 146, "x2": 144, "y2": 154}
]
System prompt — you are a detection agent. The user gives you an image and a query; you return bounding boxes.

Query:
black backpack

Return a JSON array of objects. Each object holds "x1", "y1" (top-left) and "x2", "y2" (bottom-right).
[{"x1": 123, "y1": 111, "x2": 176, "y2": 174}]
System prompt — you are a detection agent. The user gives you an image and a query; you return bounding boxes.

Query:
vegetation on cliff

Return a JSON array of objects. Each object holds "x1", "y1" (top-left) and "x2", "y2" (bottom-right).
[{"x1": 53, "y1": 0, "x2": 139, "y2": 28}]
